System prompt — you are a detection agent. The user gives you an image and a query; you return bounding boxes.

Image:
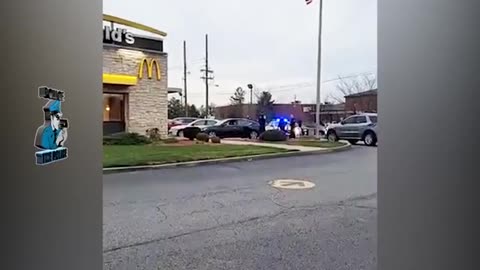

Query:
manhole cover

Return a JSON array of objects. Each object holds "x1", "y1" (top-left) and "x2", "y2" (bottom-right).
[{"x1": 269, "y1": 179, "x2": 315, "y2": 190}]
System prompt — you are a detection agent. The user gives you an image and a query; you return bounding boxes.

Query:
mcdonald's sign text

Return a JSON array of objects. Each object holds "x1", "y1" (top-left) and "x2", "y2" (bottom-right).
[{"x1": 138, "y1": 58, "x2": 161, "y2": 81}]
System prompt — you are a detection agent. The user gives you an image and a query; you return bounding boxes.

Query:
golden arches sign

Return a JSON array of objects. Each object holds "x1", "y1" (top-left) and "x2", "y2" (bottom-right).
[{"x1": 138, "y1": 58, "x2": 161, "y2": 81}]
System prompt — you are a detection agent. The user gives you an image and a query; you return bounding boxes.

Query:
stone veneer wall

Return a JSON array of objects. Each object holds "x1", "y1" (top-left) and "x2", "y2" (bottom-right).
[{"x1": 103, "y1": 45, "x2": 168, "y2": 138}]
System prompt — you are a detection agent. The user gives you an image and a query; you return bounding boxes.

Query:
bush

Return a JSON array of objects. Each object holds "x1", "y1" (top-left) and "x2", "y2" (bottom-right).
[
  {"x1": 183, "y1": 127, "x2": 201, "y2": 141},
  {"x1": 146, "y1": 128, "x2": 161, "y2": 141},
  {"x1": 259, "y1": 129, "x2": 287, "y2": 142},
  {"x1": 211, "y1": 136, "x2": 221, "y2": 144},
  {"x1": 196, "y1": 132, "x2": 210, "y2": 142},
  {"x1": 103, "y1": 132, "x2": 152, "y2": 145}
]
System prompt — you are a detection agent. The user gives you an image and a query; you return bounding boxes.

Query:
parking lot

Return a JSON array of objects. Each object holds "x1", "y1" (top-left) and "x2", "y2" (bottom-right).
[{"x1": 103, "y1": 145, "x2": 377, "y2": 270}]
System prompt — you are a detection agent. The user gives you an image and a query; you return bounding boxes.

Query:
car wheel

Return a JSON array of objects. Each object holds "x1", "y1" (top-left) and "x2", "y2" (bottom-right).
[
  {"x1": 208, "y1": 131, "x2": 216, "y2": 138},
  {"x1": 348, "y1": 139, "x2": 358, "y2": 145},
  {"x1": 177, "y1": 130, "x2": 184, "y2": 137},
  {"x1": 363, "y1": 131, "x2": 377, "y2": 146},
  {"x1": 249, "y1": 131, "x2": 259, "y2": 140},
  {"x1": 327, "y1": 130, "x2": 338, "y2": 142}
]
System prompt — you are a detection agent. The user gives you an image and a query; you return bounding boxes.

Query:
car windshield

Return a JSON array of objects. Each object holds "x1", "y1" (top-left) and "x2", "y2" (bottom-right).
[
  {"x1": 189, "y1": 120, "x2": 203, "y2": 126},
  {"x1": 183, "y1": 119, "x2": 196, "y2": 123},
  {"x1": 215, "y1": 120, "x2": 228, "y2": 126},
  {"x1": 369, "y1": 116, "x2": 378, "y2": 123}
]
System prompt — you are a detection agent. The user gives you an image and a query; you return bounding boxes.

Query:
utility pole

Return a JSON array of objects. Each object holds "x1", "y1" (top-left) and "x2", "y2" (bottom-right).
[
  {"x1": 200, "y1": 34, "x2": 214, "y2": 118},
  {"x1": 183, "y1": 40, "x2": 188, "y2": 116},
  {"x1": 315, "y1": 0, "x2": 323, "y2": 139}
]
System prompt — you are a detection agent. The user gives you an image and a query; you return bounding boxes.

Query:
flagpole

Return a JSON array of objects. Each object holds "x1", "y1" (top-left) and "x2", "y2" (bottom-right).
[{"x1": 315, "y1": 0, "x2": 323, "y2": 139}]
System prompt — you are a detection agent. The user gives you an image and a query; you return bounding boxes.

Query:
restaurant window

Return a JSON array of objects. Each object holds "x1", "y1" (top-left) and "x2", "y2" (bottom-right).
[{"x1": 103, "y1": 93, "x2": 125, "y2": 122}]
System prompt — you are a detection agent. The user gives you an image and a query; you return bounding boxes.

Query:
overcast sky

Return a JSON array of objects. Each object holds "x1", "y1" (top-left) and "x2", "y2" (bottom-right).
[{"x1": 104, "y1": 0, "x2": 377, "y2": 106}]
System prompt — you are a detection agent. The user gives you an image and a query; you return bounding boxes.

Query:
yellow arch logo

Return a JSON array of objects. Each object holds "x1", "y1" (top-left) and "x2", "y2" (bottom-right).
[{"x1": 138, "y1": 58, "x2": 161, "y2": 80}]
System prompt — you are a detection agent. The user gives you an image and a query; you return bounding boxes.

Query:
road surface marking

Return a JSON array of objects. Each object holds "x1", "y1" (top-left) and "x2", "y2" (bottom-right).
[{"x1": 269, "y1": 179, "x2": 315, "y2": 190}]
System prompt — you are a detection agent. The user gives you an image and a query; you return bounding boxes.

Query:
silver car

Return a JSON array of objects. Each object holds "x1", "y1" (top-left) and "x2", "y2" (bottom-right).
[
  {"x1": 325, "y1": 113, "x2": 378, "y2": 146},
  {"x1": 169, "y1": 119, "x2": 220, "y2": 137}
]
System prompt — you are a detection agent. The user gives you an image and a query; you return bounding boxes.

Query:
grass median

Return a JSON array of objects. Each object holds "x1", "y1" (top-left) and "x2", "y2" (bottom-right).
[{"x1": 104, "y1": 144, "x2": 291, "y2": 168}]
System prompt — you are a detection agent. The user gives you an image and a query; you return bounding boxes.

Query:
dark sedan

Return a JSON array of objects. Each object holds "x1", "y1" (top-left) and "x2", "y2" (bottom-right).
[{"x1": 202, "y1": 118, "x2": 260, "y2": 139}]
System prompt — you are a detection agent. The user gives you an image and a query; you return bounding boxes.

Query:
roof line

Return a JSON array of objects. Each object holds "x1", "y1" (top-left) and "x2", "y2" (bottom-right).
[{"x1": 103, "y1": 14, "x2": 167, "y2": 37}]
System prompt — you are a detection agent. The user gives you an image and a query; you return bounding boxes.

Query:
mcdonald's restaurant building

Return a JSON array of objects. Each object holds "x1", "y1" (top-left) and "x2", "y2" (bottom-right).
[{"x1": 102, "y1": 14, "x2": 176, "y2": 137}]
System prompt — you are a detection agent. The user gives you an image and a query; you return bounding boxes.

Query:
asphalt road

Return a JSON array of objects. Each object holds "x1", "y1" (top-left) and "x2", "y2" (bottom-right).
[{"x1": 103, "y1": 145, "x2": 377, "y2": 270}]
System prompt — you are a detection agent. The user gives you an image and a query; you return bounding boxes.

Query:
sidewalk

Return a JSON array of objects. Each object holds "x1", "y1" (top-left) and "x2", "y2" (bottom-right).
[{"x1": 221, "y1": 139, "x2": 330, "y2": 152}]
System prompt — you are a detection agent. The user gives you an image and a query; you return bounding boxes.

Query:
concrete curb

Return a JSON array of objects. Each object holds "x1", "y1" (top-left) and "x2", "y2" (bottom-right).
[{"x1": 103, "y1": 143, "x2": 352, "y2": 175}]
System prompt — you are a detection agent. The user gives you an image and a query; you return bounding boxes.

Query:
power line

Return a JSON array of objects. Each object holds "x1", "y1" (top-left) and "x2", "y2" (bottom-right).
[
  {"x1": 169, "y1": 60, "x2": 205, "y2": 71},
  {"x1": 183, "y1": 71, "x2": 377, "y2": 97}
]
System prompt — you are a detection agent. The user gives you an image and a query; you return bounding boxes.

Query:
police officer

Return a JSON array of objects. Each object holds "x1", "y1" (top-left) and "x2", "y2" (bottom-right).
[
  {"x1": 278, "y1": 118, "x2": 287, "y2": 133},
  {"x1": 289, "y1": 115, "x2": 296, "y2": 139},
  {"x1": 258, "y1": 114, "x2": 266, "y2": 134}
]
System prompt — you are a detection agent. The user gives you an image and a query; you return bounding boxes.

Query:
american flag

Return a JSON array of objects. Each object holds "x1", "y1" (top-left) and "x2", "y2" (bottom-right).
[{"x1": 306, "y1": 0, "x2": 313, "y2": 5}]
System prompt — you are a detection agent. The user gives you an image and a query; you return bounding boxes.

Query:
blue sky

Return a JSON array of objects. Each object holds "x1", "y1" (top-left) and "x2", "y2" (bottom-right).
[{"x1": 104, "y1": 0, "x2": 377, "y2": 106}]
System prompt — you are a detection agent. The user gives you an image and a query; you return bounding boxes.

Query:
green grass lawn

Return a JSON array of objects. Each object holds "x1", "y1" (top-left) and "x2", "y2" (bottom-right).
[
  {"x1": 103, "y1": 144, "x2": 290, "y2": 168},
  {"x1": 286, "y1": 140, "x2": 347, "y2": 148}
]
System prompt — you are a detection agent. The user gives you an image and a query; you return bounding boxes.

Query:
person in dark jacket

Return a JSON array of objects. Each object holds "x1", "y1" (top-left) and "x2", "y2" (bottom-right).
[
  {"x1": 289, "y1": 115, "x2": 296, "y2": 139},
  {"x1": 278, "y1": 118, "x2": 287, "y2": 132},
  {"x1": 258, "y1": 115, "x2": 266, "y2": 134},
  {"x1": 298, "y1": 119, "x2": 303, "y2": 136}
]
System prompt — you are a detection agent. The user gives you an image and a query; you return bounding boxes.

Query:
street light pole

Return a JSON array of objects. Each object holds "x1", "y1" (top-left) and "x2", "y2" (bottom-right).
[
  {"x1": 315, "y1": 0, "x2": 323, "y2": 139},
  {"x1": 247, "y1": 84, "x2": 253, "y2": 105},
  {"x1": 183, "y1": 40, "x2": 188, "y2": 116}
]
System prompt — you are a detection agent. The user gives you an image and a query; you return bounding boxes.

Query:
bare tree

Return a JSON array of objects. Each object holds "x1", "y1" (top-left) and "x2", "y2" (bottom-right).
[
  {"x1": 230, "y1": 87, "x2": 246, "y2": 105},
  {"x1": 328, "y1": 74, "x2": 377, "y2": 103},
  {"x1": 256, "y1": 91, "x2": 275, "y2": 120}
]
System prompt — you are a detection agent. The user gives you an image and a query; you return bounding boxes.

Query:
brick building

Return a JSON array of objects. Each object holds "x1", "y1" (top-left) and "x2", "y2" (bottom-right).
[
  {"x1": 214, "y1": 102, "x2": 351, "y2": 124},
  {"x1": 344, "y1": 89, "x2": 378, "y2": 114},
  {"x1": 102, "y1": 14, "x2": 174, "y2": 137}
]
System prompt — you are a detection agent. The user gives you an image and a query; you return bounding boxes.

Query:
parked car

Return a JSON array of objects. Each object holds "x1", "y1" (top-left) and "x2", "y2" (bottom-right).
[
  {"x1": 266, "y1": 119, "x2": 290, "y2": 131},
  {"x1": 301, "y1": 123, "x2": 326, "y2": 137},
  {"x1": 265, "y1": 119, "x2": 301, "y2": 136},
  {"x1": 266, "y1": 119, "x2": 326, "y2": 137},
  {"x1": 325, "y1": 113, "x2": 378, "y2": 146},
  {"x1": 168, "y1": 117, "x2": 198, "y2": 130},
  {"x1": 201, "y1": 118, "x2": 260, "y2": 139},
  {"x1": 169, "y1": 119, "x2": 220, "y2": 137}
]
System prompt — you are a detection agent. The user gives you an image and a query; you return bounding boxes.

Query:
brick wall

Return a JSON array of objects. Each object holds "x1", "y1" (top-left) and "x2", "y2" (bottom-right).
[
  {"x1": 103, "y1": 45, "x2": 168, "y2": 137},
  {"x1": 345, "y1": 94, "x2": 377, "y2": 113}
]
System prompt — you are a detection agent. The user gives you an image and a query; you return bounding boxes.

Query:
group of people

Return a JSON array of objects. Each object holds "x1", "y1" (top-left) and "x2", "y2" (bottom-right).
[{"x1": 257, "y1": 114, "x2": 303, "y2": 139}]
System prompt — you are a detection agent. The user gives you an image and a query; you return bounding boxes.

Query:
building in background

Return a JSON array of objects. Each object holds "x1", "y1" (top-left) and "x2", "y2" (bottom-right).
[
  {"x1": 102, "y1": 14, "x2": 177, "y2": 136},
  {"x1": 215, "y1": 89, "x2": 380, "y2": 124},
  {"x1": 214, "y1": 102, "x2": 352, "y2": 124},
  {"x1": 344, "y1": 89, "x2": 378, "y2": 114}
]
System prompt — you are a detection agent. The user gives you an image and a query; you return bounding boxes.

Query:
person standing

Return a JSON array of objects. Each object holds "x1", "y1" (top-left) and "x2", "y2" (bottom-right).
[
  {"x1": 278, "y1": 118, "x2": 286, "y2": 132},
  {"x1": 289, "y1": 115, "x2": 296, "y2": 139},
  {"x1": 258, "y1": 115, "x2": 266, "y2": 134},
  {"x1": 298, "y1": 119, "x2": 303, "y2": 136}
]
